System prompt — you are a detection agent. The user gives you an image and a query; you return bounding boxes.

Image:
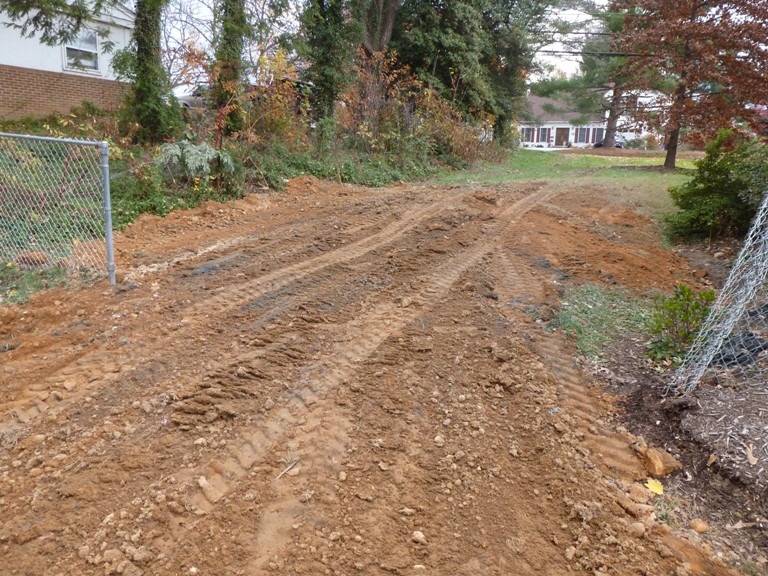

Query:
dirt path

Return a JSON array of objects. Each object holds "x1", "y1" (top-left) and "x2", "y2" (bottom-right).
[{"x1": 0, "y1": 177, "x2": 739, "y2": 575}]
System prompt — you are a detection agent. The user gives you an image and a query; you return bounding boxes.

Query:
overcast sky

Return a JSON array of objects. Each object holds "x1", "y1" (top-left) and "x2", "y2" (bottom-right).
[{"x1": 534, "y1": 3, "x2": 605, "y2": 79}]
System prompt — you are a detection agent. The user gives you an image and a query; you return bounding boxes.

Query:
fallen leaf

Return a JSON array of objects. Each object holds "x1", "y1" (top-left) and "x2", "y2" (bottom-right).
[
  {"x1": 726, "y1": 520, "x2": 756, "y2": 531},
  {"x1": 706, "y1": 453, "x2": 717, "y2": 467},
  {"x1": 645, "y1": 478, "x2": 664, "y2": 495},
  {"x1": 746, "y1": 444, "x2": 758, "y2": 466}
]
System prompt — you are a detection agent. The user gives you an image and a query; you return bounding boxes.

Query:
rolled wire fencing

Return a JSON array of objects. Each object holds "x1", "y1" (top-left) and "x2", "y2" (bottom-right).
[
  {"x1": 0, "y1": 132, "x2": 115, "y2": 284},
  {"x1": 669, "y1": 190, "x2": 768, "y2": 395}
]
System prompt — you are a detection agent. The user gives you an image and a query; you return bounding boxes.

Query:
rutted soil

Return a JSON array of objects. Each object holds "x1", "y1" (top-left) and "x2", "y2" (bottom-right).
[{"x1": 0, "y1": 176, "x2": 743, "y2": 575}]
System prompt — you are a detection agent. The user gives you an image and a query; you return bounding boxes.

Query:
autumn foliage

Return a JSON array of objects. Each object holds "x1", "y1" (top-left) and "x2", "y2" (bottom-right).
[
  {"x1": 612, "y1": 0, "x2": 768, "y2": 168},
  {"x1": 339, "y1": 50, "x2": 492, "y2": 166}
]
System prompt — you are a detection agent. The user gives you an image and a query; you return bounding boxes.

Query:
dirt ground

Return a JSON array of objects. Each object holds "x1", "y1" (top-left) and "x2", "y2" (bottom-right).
[{"x1": 0, "y1": 174, "x2": 755, "y2": 575}]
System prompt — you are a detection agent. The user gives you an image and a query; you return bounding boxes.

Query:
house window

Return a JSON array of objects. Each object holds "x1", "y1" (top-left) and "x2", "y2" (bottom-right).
[
  {"x1": 576, "y1": 127, "x2": 589, "y2": 143},
  {"x1": 539, "y1": 127, "x2": 550, "y2": 143},
  {"x1": 65, "y1": 31, "x2": 99, "y2": 71},
  {"x1": 593, "y1": 128, "x2": 605, "y2": 143},
  {"x1": 521, "y1": 127, "x2": 536, "y2": 142}
]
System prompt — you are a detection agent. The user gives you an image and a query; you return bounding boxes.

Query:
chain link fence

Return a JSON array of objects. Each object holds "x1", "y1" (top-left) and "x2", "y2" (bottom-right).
[
  {"x1": 669, "y1": 190, "x2": 768, "y2": 395},
  {"x1": 0, "y1": 133, "x2": 115, "y2": 284}
]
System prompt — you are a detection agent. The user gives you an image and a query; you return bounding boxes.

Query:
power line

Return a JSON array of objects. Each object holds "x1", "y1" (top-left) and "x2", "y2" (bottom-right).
[
  {"x1": 537, "y1": 49, "x2": 645, "y2": 57},
  {"x1": 541, "y1": 31, "x2": 615, "y2": 36}
]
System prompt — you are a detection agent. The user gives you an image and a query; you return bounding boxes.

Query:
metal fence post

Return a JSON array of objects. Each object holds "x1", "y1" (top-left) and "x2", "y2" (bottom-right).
[{"x1": 100, "y1": 142, "x2": 117, "y2": 285}]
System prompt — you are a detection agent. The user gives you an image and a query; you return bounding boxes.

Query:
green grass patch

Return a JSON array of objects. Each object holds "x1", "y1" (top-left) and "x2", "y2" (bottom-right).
[
  {"x1": 429, "y1": 149, "x2": 691, "y2": 220},
  {"x1": 0, "y1": 263, "x2": 69, "y2": 305},
  {"x1": 432, "y1": 149, "x2": 694, "y2": 186},
  {"x1": 553, "y1": 284, "x2": 653, "y2": 361}
]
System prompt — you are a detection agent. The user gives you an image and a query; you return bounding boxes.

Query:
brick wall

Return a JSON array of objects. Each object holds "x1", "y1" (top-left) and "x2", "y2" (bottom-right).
[{"x1": 0, "y1": 64, "x2": 129, "y2": 120}]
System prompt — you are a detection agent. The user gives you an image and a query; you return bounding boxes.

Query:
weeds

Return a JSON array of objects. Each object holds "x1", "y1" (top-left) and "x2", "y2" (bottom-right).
[
  {"x1": 653, "y1": 496, "x2": 682, "y2": 528},
  {"x1": 0, "y1": 262, "x2": 69, "y2": 305},
  {"x1": 553, "y1": 284, "x2": 652, "y2": 361}
]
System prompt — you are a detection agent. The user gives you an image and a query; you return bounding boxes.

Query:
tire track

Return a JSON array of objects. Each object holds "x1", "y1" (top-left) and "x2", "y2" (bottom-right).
[
  {"x1": 145, "y1": 186, "x2": 557, "y2": 572},
  {"x1": 181, "y1": 199, "x2": 453, "y2": 319},
  {"x1": 536, "y1": 333, "x2": 647, "y2": 481},
  {"x1": 487, "y1": 188, "x2": 647, "y2": 483},
  {"x1": 122, "y1": 188, "x2": 413, "y2": 277},
  {"x1": 0, "y1": 195, "x2": 456, "y2": 430}
]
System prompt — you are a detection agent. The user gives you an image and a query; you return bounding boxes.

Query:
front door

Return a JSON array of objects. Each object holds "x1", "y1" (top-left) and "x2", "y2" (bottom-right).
[{"x1": 555, "y1": 127, "x2": 570, "y2": 147}]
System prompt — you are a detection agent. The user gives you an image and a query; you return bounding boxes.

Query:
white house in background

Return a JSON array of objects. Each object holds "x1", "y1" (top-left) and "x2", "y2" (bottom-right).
[
  {"x1": 518, "y1": 95, "x2": 608, "y2": 149},
  {"x1": 0, "y1": 5, "x2": 134, "y2": 119}
]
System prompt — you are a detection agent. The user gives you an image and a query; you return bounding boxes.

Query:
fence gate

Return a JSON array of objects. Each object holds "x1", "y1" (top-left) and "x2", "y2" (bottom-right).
[{"x1": 0, "y1": 132, "x2": 116, "y2": 284}]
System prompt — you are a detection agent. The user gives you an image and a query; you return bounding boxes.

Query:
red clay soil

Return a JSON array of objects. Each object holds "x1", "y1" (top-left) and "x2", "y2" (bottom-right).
[{"x1": 0, "y1": 176, "x2": 739, "y2": 575}]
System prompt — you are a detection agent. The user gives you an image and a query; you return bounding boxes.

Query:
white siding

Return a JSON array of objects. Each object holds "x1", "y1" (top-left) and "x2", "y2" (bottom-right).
[{"x1": 0, "y1": 15, "x2": 132, "y2": 80}]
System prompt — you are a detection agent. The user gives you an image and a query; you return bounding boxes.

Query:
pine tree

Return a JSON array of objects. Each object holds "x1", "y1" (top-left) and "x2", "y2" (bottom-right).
[{"x1": 534, "y1": 8, "x2": 631, "y2": 148}]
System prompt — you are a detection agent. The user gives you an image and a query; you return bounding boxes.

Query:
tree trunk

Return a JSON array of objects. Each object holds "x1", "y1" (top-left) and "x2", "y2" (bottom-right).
[
  {"x1": 213, "y1": 0, "x2": 247, "y2": 135},
  {"x1": 664, "y1": 84, "x2": 688, "y2": 170},
  {"x1": 603, "y1": 89, "x2": 623, "y2": 148},
  {"x1": 360, "y1": 0, "x2": 401, "y2": 54},
  {"x1": 133, "y1": 0, "x2": 178, "y2": 143},
  {"x1": 664, "y1": 125, "x2": 680, "y2": 169}
]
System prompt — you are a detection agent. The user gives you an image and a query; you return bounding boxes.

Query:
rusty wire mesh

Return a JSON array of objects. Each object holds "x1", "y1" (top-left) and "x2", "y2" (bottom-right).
[{"x1": 0, "y1": 133, "x2": 114, "y2": 280}]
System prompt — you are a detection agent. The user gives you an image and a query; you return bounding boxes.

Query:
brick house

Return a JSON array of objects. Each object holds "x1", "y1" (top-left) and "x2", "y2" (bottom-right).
[
  {"x1": 518, "y1": 95, "x2": 608, "y2": 149},
  {"x1": 0, "y1": 6, "x2": 134, "y2": 119}
]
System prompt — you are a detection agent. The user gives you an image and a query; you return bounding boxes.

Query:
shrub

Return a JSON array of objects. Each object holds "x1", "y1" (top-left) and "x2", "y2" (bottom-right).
[
  {"x1": 110, "y1": 142, "x2": 242, "y2": 229},
  {"x1": 646, "y1": 284, "x2": 715, "y2": 365},
  {"x1": 665, "y1": 130, "x2": 768, "y2": 240},
  {"x1": 156, "y1": 140, "x2": 241, "y2": 196},
  {"x1": 110, "y1": 160, "x2": 177, "y2": 228},
  {"x1": 338, "y1": 50, "x2": 494, "y2": 169}
]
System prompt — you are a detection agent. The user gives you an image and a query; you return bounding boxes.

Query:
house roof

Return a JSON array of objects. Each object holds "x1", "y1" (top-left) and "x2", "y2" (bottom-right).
[{"x1": 523, "y1": 95, "x2": 603, "y2": 125}]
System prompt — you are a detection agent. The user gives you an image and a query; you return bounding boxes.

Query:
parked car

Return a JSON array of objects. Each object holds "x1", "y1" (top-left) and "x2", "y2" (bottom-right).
[
  {"x1": 178, "y1": 85, "x2": 210, "y2": 109},
  {"x1": 593, "y1": 139, "x2": 623, "y2": 149},
  {"x1": 177, "y1": 80, "x2": 315, "y2": 111}
]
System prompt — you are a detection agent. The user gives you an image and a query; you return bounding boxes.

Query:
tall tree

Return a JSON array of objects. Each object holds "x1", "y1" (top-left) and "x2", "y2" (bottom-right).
[
  {"x1": 390, "y1": 0, "x2": 560, "y2": 139},
  {"x1": 483, "y1": 0, "x2": 562, "y2": 141},
  {"x1": 299, "y1": 0, "x2": 359, "y2": 119},
  {"x1": 212, "y1": 0, "x2": 249, "y2": 133},
  {"x1": 131, "y1": 0, "x2": 181, "y2": 143},
  {"x1": 613, "y1": 0, "x2": 768, "y2": 169},
  {"x1": 355, "y1": 0, "x2": 401, "y2": 54},
  {"x1": 534, "y1": 7, "x2": 631, "y2": 147}
]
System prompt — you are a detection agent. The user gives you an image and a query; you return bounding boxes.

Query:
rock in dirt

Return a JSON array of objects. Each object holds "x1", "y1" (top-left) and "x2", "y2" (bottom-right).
[
  {"x1": 633, "y1": 441, "x2": 682, "y2": 478},
  {"x1": 689, "y1": 518, "x2": 709, "y2": 534},
  {"x1": 628, "y1": 483, "x2": 653, "y2": 504},
  {"x1": 628, "y1": 522, "x2": 646, "y2": 538},
  {"x1": 693, "y1": 268, "x2": 709, "y2": 279},
  {"x1": 412, "y1": 531, "x2": 427, "y2": 545}
]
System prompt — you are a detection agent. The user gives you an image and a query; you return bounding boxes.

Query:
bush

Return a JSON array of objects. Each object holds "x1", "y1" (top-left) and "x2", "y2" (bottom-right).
[
  {"x1": 338, "y1": 50, "x2": 495, "y2": 169},
  {"x1": 156, "y1": 140, "x2": 241, "y2": 196},
  {"x1": 646, "y1": 284, "x2": 715, "y2": 365},
  {"x1": 665, "y1": 130, "x2": 768, "y2": 240},
  {"x1": 238, "y1": 141, "x2": 436, "y2": 190},
  {"x1": 110, "y1": 142, "x2": 242, "y2": 229},
  {"x1": 624, "y1": 134, "x2": 661, "y2": 150}
]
